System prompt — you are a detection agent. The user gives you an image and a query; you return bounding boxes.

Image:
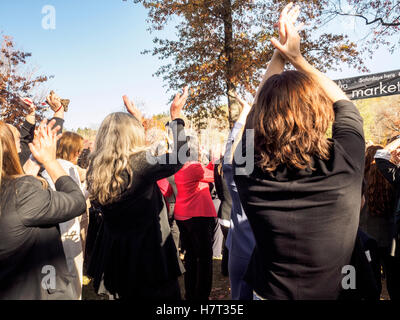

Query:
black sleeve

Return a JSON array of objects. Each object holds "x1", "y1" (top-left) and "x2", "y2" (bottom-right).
[
  {"x1": 375, "y1": 157, "x2": 400, "y2": 188},
  {"x1": 18, "y1": 120, "x2": 35, "y2": 166},
  {"x1": 51, "y1": 117, "x2": 64, "y2": 132},
  {"x1": 332, "y1": 100, "x2": 365, "y2": 170},
  {"x1": 18, "y1": 117, "x2": 64, "y2": 167},
  {"x1": 142, "y1": 118, "x2": 188, "y2": 182},
  {"x1": 213, "y1": 163, "x2": 225, "y2": 201},
  {"x1": 16, "y1": 175, "x2": 87, "y2": 227}
]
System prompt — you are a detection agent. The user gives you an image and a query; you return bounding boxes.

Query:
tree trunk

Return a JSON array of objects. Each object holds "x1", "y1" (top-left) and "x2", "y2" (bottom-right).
[{"x1": 223, "y1": 0, "x2": 236, "y2": 129}]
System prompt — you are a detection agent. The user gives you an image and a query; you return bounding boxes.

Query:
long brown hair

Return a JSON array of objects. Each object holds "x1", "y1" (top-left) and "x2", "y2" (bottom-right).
[
  {"x1": 247, "y1": 70, "x2": 334, "y2": 172},
  {"x1": 364, "y1": 145, "x2": 395, "y2": 216},
  {"x1": 0, "y1": 121, "x2": 24, "y2": 187},
  {"x1": 57, "y1": 131, "x2": 84, "y2": 164}
]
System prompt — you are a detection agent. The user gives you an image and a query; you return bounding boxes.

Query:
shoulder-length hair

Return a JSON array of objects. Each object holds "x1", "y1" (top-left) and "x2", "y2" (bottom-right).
[
  {"x1": 87, "y1": 112, "x2": 147, "y2": 206},
  {"x1": 0, "y1": 121, "x2": 24, "y2": 187},
  {"x1": 57, "y1": 131, "x2": 84, "y2": 163},
  {"x1": 247, "y1": 70, "x2": 334, "y2": 172},
  {"x1": 364, "y1": 145, "x2": 395, "y2": 216}
]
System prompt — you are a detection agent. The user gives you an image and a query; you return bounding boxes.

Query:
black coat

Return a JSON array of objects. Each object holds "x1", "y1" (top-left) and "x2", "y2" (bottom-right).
[
  {"x1": 87, "y1": 119, "x2": 188, "y2": 300},
  {"x1": 0, "y1": 175, "x2": 87, "y2": 300},
  {"x1": 235, "y1": 100, "x2": 365, "y2": 300},
  {"x1": 213, "y1": 160, "x2": 232, "y2": 221}
]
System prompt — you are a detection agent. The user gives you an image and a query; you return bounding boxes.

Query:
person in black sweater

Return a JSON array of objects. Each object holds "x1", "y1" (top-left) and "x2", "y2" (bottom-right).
[
  {"x1": 0, "y1": 119, "x2": 87, "y2": 299},
  {"x1": 86, "y1": 87, "x2": 189, "y2": 300},
  {"x1": 374, "y1": 139, "x2": 400, "y2": 300},
  {"x1": 233, "y1": 4, "x2": 365, "y2": 300},
  {"x1": 16, "y1": 93, "x2": 65, "y2": 173},
  {"x1": 214, "y1": 158, "x2": 233, "y2": 276}
]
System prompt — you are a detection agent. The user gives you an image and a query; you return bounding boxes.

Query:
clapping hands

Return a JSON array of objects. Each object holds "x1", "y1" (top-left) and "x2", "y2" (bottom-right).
[
  {"x1": 29, "y1": 119, "x2": 62, "y2": 165},
  {"x1": 171, "y1": 86, "x2": 189, "y2": 120},
  {"x1": 271, "y1": 2, "x2": 303, "y2": 64}
]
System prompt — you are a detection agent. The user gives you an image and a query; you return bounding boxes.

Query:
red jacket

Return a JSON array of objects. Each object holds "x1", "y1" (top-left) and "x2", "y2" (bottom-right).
[{"x1": 174, "y1": 161, "x2": 217, "y2": 220}]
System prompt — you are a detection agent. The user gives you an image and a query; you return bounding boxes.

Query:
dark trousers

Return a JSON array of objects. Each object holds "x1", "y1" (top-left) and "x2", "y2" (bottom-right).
[
  {"x1": 220, "y1": 225, "x2": 229, "y2": 276},
  {"x1": 177, "y1": 217, "x2": 215, "y2": 300},
  {"x1": 169, "y1": 218, "x2": 180, "y2": 252},
  {"x1": 212, "y1": 220, "x2": 224, "y2": 257},
  {"x1": 379, "y1": 247, "x2": 400, "y2": 300}
]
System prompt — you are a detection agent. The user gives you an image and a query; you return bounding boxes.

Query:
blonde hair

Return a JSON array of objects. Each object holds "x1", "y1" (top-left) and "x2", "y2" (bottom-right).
[
  {"x1": 57, "y1": 131, "x2": 84, "y2": 163},
  {"x1": 87, "y1": 112, "x2": 147, "y2": 205}
]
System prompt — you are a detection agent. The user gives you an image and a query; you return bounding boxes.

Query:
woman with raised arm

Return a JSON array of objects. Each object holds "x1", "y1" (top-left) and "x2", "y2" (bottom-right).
[
  {"x1": 86, "y1": 87, "x2": 189, "y2": 300},
  {"x1": 0, "y1": 119, "x2": 87, "y2": 300},
  {"x1": 233, "y1": 3, "x2": 365, "y2": 300}
]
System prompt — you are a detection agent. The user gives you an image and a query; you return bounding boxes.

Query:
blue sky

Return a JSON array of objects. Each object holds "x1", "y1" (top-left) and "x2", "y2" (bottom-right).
[{"x1": 1, "y1": 0, "x2": 399, "y2": 130}]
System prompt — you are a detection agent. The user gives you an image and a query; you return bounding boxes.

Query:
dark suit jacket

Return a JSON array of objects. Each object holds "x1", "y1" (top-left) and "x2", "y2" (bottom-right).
[{"x1": 0, "y1": 175, "x2": 87, "y2": 300}]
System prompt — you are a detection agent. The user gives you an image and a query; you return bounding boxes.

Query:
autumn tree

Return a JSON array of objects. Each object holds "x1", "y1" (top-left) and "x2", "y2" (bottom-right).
[
  {"x1": 326, "y1": 0, "x2": 400, "y2": 55},
  {"x1": 130, "y1": 0, "x2": 365, "y2": 128},
  {"x1": 0, "y1": 35, "x2": 51, "y2": 127}
]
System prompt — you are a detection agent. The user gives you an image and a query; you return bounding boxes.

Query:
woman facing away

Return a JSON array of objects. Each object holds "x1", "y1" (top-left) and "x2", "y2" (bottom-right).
[
  {"x1": 233, "y1": 3, "x2": 365, "y2": 300},
  {"x1": 373, "y1": 138, "x2": 400, "y2": 300},
  {"x1": 173, "y1": 135, "x2": 217, "y2": 300},
  {"x1": 86, "y1": 87, "x2": 189, "y2": 300},
  {"x1": 360, "y1": 145, "x2": 398, "y2": 300},
  {"x1": 41, "y1": 131, "x2": 88, "y2": 300},
  {"x1": 0, "y1": 119, "x2": 87, "y2": 300}
]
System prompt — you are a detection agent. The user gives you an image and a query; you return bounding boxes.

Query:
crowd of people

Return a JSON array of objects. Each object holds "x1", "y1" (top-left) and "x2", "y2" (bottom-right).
[{"x1": 0, "y1": 3, "x2": 399, "y2": 300}]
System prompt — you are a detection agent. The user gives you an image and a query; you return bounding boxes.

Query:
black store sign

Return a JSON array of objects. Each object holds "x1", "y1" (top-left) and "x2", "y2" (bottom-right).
[{"x1": 334, "y1": 69, "x2": 400, "y2": 100}]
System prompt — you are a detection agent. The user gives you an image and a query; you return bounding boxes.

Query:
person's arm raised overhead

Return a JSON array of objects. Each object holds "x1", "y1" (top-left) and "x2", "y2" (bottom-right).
[
  {"x1": 123, "y1": 87, "x2": 189, "y2": 182},
  {"x1": 17, "y1": 119, "x2": 86, "y2": 227},
  {"x1": 46, "y1": 92, "x2": 65, "y2": 130},
  {"x1": 123, "y1": 95, "x2": 144, "y2": 125},
  {"x1": 254, "y1": 3, "x2": 301, "y2": 104},
  {"x1": 271, "y1": 2, "x2": 348, "y2": 104},
  {"x1": 18, "y1": 98, "x2": 36, "y2": 166}
]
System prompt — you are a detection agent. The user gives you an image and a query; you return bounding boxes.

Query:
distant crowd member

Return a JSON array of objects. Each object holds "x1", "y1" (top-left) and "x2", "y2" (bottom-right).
[
  {"x1": 86, "y1": 88, "x2": 189, "y2": 300},
  {"x1": 374, "y1": 138, "x2": 400, "y2": 300},
  {"x1": 222, "y1": 95, "x2": 256, "y2": 300},
  {"x1": 41, "y1": 131, "x2": 88, "y2": 300},
  {"x1": 174, "y1": 135, "x2": 217, "y2": 300},
  {"x1": 18, "y1": 93, "x2": 65, "y2": 168},
  {"x1": 0, "y1": 119, "x2": 87, "y2": 299},
  {"x1": 234, "y1": 4, "x2": 365, "y2": 299},
  {"x1": 213, "y1": 158, "x2": 232, "y2": 277},
  {"x1": 360, "y1": 145, "x2": 397, "y2": 299}
]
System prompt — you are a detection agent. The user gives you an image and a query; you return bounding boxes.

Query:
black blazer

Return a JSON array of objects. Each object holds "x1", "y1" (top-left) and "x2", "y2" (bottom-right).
[
  {"x1": 0, "y1": 175, "x2": 87, "y2": 300},
  {"x1": 213, "y1": 160, "x2": 232, "y2": 221}
]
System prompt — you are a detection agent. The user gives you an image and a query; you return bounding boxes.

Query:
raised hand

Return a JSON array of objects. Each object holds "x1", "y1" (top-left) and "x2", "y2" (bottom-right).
[
  {"x1": 19, "y1": 97, "x2": 36, "y2": 112},
  {"x1": 46, "y1": 91, "x2": 63, "y2": 112},
  {"x1": 271, "y1": 2, "x2": 303, "y2": 64},
  {"x1": 123, "y1": 95, "x2": 144, "y2": 124},
  {"x1": 230, "y1": 91, "x2": 252, "y2": 111},
  {"x1": 29, "y1": 119, "x2": 62, "y2": 165},
  {"x1": 171, "y1": 86, "x2": 189, "y2": 120}
]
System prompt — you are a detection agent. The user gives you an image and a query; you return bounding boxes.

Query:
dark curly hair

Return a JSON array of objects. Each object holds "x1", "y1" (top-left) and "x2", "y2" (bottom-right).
[{"x1": 364, "y1": 145, "x2": 395, "y2": 216}]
